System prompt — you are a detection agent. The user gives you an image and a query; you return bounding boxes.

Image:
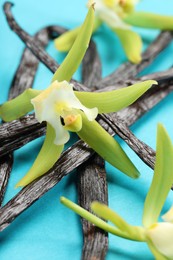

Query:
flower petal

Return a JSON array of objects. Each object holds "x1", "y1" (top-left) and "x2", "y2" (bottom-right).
[
  {"x1": 147, "y1": 222, "x2": 173, "y2": 259},
  {"x1": 54, "y1": 81, "x2": 98, "y2": 121},
  {"x1": 0, "y1": 89, "x2": 41, "y2": 122},
  {"x1": 91, "y1": 201, "x2": 145, "y2": 241},
  {"x1": 16, "y1": 123, "x2": 64, "y2": 187},
  {"x1": 76, "y1": 80, "x2": 156, "y2": 114},
  {"x1": 124, "y1": 11, "x2": 173, "y2": 30},
  {"x1": 112, "y1": 27, "x2": 142, "y2": 63},
  {"x1": 54, "y1": 17, "x2": 101, "y2": 53},
  {"x1": 143, "y1": 124, "x2": 173, "y2": 228},
  {"x1": 54, "y1": 27, "x2": 81, "y2": 52},
  {"x1": 77, "y1": 112, "x2": 140, "y2": 179},
  {"x1": 31, "y1": 81, "x2": 70, "y2": 145},
  {"x1": 31, "y1": 80, "x2": 97, "y2": 144},
  {"x1": 52, "y1": 5, "x2": 94, "y2": 82}
]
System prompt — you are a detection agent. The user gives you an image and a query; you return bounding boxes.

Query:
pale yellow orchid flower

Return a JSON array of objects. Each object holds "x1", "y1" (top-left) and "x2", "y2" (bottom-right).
[
  {"x1": 55, "y1": 0, "x2": 173, "y2": 64},
  {"x1": 31, "y1": 80, "x2": 98, "y2": 145},
  {"x1": 147, "y1": 206, "x2": 173, "y2": 259}
]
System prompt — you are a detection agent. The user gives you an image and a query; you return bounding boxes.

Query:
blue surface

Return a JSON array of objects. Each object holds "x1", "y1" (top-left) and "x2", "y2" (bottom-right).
[{"x1": 1, "y1": 0, "x2": 173, "y2": 259}]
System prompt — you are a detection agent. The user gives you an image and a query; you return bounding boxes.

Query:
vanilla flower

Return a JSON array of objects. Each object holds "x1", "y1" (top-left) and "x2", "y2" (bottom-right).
[
  {"x1": 61, "y1": 124, "x2": 173, "y2": 259},
  {"x1": 31, "y1": 80, "x2": 98, "y2": 145},
  {"x1": 147, "y1": 208, "x2": 173, "y2": 259},
  {"x1": 55, "y1": 0, "x2": 173, "y2": 63}
]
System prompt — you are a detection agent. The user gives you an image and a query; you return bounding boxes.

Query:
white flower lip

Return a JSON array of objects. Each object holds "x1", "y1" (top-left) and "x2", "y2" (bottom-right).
[
  {"x1": 147, "y1": 206, "x2": 173, "y2": 258},
  {"x1": 147, "y1": 222, "x2": 173, "y2": 258},
  {"x1": 31, "y1": 80, "x2": 98, "y2": 145}
]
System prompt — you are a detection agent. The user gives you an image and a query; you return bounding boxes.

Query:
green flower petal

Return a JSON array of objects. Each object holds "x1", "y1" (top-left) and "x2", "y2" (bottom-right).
[
  {"x1": 124, "y1": 11, "x2": 173, "y2": 30},
  {"x1": 54, "y1": 17, "x2": 101, "y2": 52},
  {"x1": 16, "y1": 123, "x2": 64, "y2": 187},
  {"x1": 77, "y1": 112, "x2": 140, "y2": 179},
  {"x1": 52, "y1": 5, "x2": 95, "y2": 82},
  {"x1": 112, "y1": 27, "x2": 142, "y2": 63},
  {"x1": 76, "y1": 80, "x2": 157, "y2": 114},
  {"x1": 54, "y1": 27, "x2": 81, "y2": 52},
  {"x1": 142, "y1": 124, "x2": 173, "y2": 228},
  {"x1": 0, "y1": 89, "x2": 41, "y2": 122},
  {"x1": 60, "y1": 196, "x2": 129, "y2": 239},
  {"x1": 91, "y1": 201, "x2": 146, "y2": 241}
]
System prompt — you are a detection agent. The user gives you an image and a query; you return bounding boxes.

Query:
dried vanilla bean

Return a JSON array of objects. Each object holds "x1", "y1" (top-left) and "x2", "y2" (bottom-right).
[
  {"x1": 3, "y1": 2, "x2": 59, "y2": 73},
  {"x1": 78, "y1": 155, "x2": 108, "y2": 260},
  {"x1": 78, "y1": 43, "x2": 108, "y2": 260},
  {"x1": 100, "y1": 114, "x2": 155, "y2": 169},
  {"x1": 82, "y1": 40, "x2": 102, "y2": 89},
  {"x1": 0, "y1": 25, "x2": 51, "y2": 206},
  {"x1": 0, "y1": 115, "x2": 44, "y2": 143},
  {"x1": 0, "y1": 155, "x2": 13, "y2": 207}
]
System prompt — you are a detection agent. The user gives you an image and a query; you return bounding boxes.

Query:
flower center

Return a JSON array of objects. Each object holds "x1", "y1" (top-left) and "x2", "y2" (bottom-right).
[{"x1": 55, "y1": 101, "x2": 71, "y2": 116}]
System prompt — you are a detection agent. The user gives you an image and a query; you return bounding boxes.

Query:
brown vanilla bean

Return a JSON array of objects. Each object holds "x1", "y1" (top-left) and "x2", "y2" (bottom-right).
[
  {"x1": 78, "y1": 42, "x2": 108, "y2": 260},
  {"x1": 98, "y1": 31, "x2": 173, "y2": 87},
  {"x1": 0, "y1": 127, "x2": 46, "y2": 157},
  {"x1": 0, "y1": 115, "x2": 44, "y2": 143},
  {"x1": 0, "y1": 155, "x2": 13, "y2": 206},
  {"x1": 0, "y1": 25, "x2": 51, "y2": 206},
  {"x1": 3, "y1": 2, "x2": 59, "y2": 73},
  {"x1": 82, "y1": 40, "x2": 102, "y2": 89},
  {"x1": 78, "y1": 155, "x2": 108, "y2": 260},
  {"x1": 100, "y1": 114, "x2": 155, "y2": 169}
]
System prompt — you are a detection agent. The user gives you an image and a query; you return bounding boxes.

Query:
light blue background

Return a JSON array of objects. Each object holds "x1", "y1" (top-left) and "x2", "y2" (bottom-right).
[{"x1": 1, "y1": 0, "x2": 173, "y2": 259}]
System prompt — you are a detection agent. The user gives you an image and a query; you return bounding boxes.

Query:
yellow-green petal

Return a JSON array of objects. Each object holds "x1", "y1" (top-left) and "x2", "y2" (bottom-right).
[
  {"x1": 91, "y1": 201, "x2": 146, "y2": 241},
  {"x1": 77, "y1": 112, "x2": 140, "y2": 179},
  {"x1": 112, "y1": 28, "x2": 142, "y2": 64},
  {"x1": 76, "y1": 80, "x2": 157, "y2": 114},
  {"x1": 54, "y1": 17, "x2": 101, "y2": 52},
  {"x1": 142, "y1": 124, "x2": 173, "y2": 228},
  {"x1": 0, "y1": 89, "x2": 41, "y2": 122},
  {"x1": 54, "y1": 27, "x2": 81, "y2": 52},
  {"x1": 16, "y1": 123, "x2": 64, "y2": 187},
  {"x1": 52, "y1": 5, "x2": 94, "y2": 82},
  {"x1": 124, "y1": 11, "x2": 173, "y2": 30}
]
